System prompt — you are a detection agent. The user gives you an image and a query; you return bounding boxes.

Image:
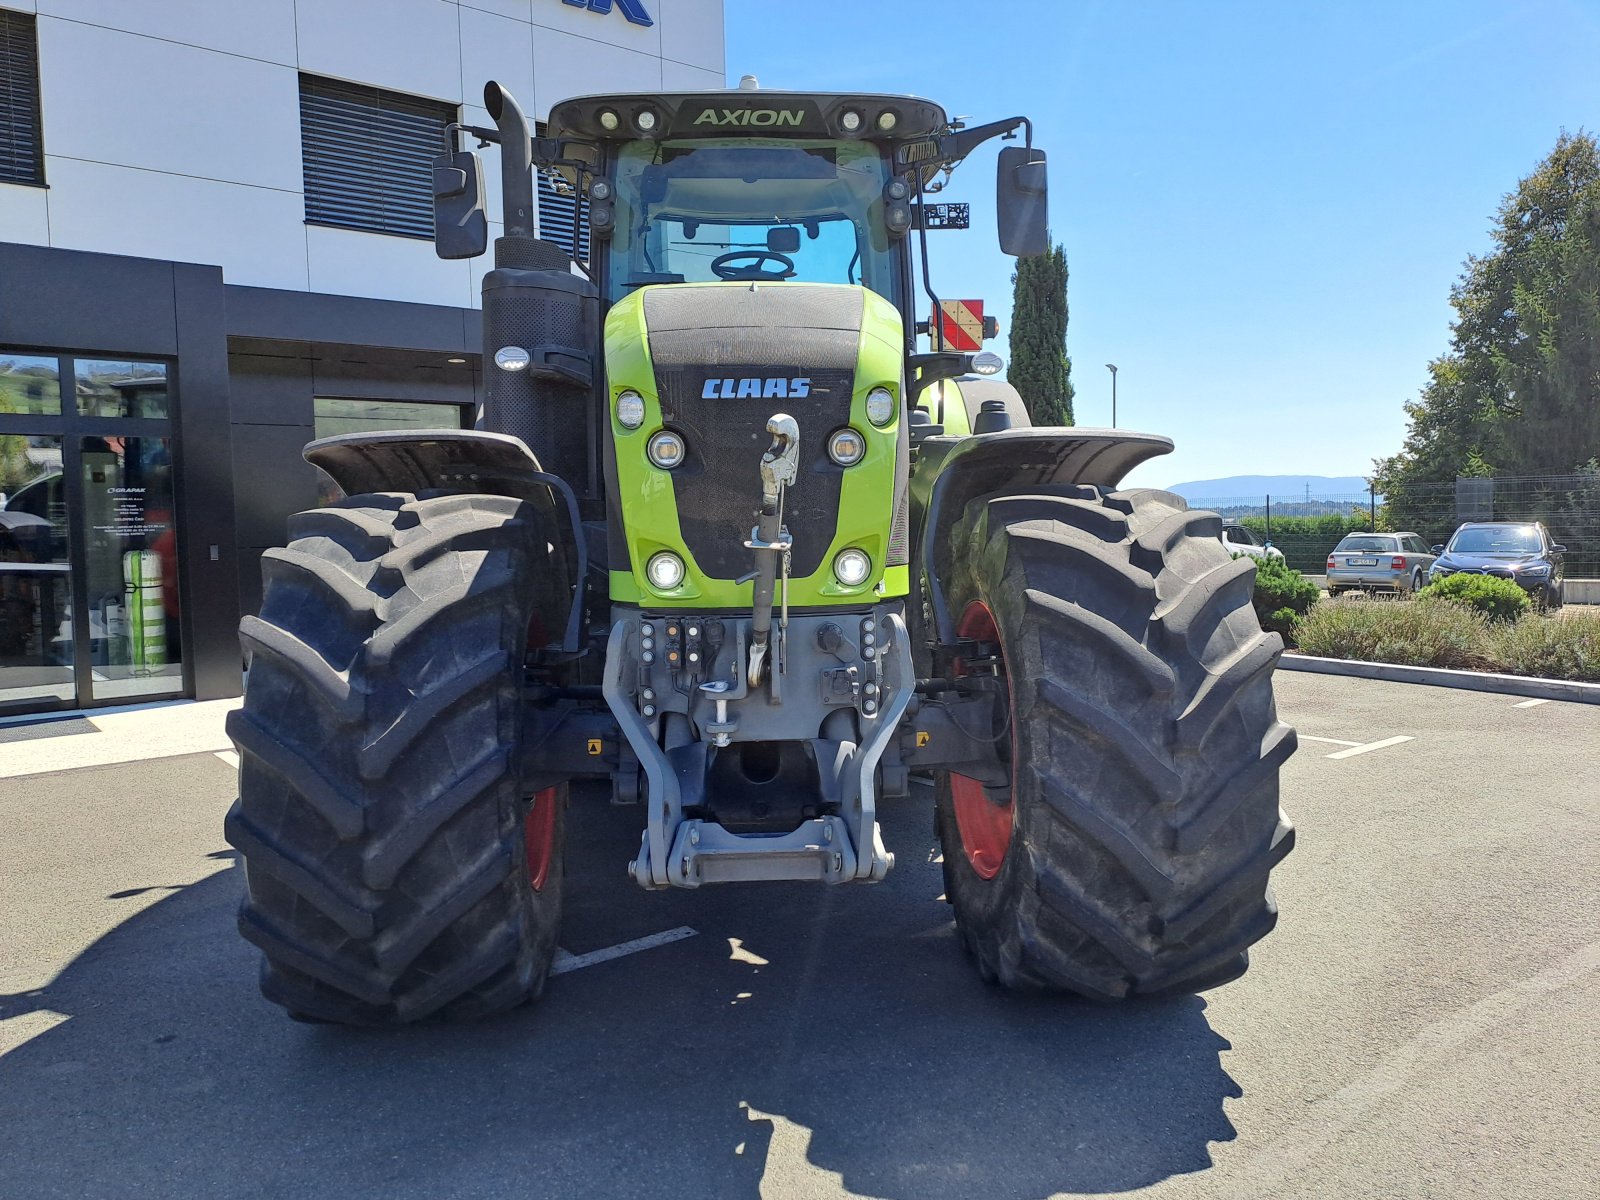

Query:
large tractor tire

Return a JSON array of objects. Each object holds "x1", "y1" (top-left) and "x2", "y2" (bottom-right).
[
  {"x1": 224, "y1": 491, "x2": 564, "y2": 1025},
  {"x1": 935, "y1": 485, "x2": 1296, "y2": 999}
]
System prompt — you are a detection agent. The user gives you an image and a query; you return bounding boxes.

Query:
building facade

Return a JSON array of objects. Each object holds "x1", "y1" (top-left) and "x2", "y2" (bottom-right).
[{"x1": 0, "y1": 0, "x2": 725, "y2": 717}]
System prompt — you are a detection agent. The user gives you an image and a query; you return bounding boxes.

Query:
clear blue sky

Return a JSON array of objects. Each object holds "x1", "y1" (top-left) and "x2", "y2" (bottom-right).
[{"x1": 724, "y1": 0, "x2": 1600, "y2": 488}]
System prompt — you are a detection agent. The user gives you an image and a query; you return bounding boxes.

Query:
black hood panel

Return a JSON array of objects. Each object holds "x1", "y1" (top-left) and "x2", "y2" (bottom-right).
[{"x1": 643, "y1": 285, "x2": 864, "y2": 580}]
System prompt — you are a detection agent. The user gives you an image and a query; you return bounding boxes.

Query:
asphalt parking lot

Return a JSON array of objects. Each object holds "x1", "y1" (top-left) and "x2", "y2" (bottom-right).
[{"x1": 2, "y1": 672, "x2": 1597, "y2": 1200}]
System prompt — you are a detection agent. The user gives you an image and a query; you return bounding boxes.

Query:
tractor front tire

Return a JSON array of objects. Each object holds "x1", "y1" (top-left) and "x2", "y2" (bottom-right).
[
  {"x1": 225, "y1": 491, "x2": 564, "y2": 1025},
  {"x1": 935, "y1": 486, "x2": 1295, "y2": 999}
]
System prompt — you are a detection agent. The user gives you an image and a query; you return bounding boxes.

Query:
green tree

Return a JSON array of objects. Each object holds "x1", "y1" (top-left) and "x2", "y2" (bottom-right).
[
  {"x1": 1375, "y1": 131, "x2": 1600, "y2": 495},
  {"x1": 1008, "y1": 241, "x2": 1074, "y2": 425}
]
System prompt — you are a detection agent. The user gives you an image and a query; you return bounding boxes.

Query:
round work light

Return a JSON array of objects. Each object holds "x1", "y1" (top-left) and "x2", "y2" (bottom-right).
[
  {"x1": 840, "y1": 110, "x2": 863, "y2": 133},
  {"x1": 833, "y1": 549, "x2": 872, "y2": 588},
  {"x1": 827, "y1": 428, "x2": 867, "y2": 467},
  {"x1": 636, "y1": 109, "x2": 658, "y2": 132},
  {"x1": 598, "y1": 109, "x2": 620, "y2": 131},
  {"x1": 646, "y1": 551, "x2": 686, "y2": 591},
  {"x1": 493, "y1": 346, "x2": 530, "y2": 372},
  {"x1": 865, "y1": 388, "x2": 896, "y2": 427},
  {"x1": 647, "y1": 430, "x2": 686, "y2": 469},
  {"x1": 877, "y1": 111, "x2": 898, "y2": 132},
  {"x1": 616, "y1": 390, "x2": 645, "y2": 429}
]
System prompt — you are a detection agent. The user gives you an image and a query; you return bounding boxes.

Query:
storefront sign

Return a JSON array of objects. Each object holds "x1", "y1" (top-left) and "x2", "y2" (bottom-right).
[{"x1": 96, "y1": 485, "x2": 166, "y2": 539}]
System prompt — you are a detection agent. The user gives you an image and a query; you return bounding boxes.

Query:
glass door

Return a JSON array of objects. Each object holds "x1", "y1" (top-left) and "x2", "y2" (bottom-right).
[{"x1": 0, "y1": 350, "x2": 184, "y2": 714}]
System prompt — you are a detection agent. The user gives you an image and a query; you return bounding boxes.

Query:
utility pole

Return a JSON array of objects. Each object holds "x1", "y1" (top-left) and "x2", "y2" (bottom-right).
[{"x1": 1105, "y1": 363, "x2": 1118, "y2": 427}]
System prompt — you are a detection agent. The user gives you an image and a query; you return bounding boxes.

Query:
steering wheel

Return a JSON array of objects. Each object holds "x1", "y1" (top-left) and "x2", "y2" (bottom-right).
[{"x1": 710, "y1": 250, "x2": 797, "y2": 281}]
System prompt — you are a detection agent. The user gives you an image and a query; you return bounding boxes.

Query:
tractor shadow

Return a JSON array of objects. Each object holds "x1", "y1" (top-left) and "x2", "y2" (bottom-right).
[{"x1": 0, "y1": 799, "x2": 1241, "y2": 1200}]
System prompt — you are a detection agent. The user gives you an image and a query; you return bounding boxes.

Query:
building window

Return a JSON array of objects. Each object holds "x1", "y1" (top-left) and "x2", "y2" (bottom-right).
[
  {"x1": 299, "y1": 75, "x2": 456, "y2": 239},
  {"x1": 312, "y1": 397, "x2": 470, "y2": 441},
  {"x1": 535, "y1": 122, "x2": 590, "y2": 263},
  {"x1": 0, "y1": 10, "x2": 45, "y2": 187}
]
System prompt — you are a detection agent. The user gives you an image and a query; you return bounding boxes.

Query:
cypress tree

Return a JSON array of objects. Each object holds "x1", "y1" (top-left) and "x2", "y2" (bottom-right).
[{"x1": 1008, "y1": 241, "x2": 1074, "y2": 425}]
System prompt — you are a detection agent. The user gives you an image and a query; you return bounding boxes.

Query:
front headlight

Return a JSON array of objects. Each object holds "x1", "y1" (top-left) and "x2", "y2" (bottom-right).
[
  {"x1": 865, "y1": 387, "x2": 896, "y2": 427},
  {"x1": 1517, "y1": 564, "x2": 1550, "y2": 577},
  {"x1": 827, "y1": 428, "x2": 867, "y2": 467},
  {"x1": 832, "y1": 548, "x2": 872, "y2": 587},
  {"x1": 645, "y1": 551, "x2": 685, "y2": 590},
  {"x1": 647, "y1": 430, "x2": 686, "y2": 469},
  {"x1": 616, "y1": 390, "x2": 645, "y2": 430}
]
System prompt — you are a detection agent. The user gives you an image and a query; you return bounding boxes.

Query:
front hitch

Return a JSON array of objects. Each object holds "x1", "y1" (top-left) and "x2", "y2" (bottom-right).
[{"x1": 744, "y1": 414, "x2": 799, "y2": 694}]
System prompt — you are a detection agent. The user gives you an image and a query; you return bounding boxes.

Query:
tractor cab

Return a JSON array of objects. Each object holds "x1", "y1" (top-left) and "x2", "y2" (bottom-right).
[{"x1": 550, "y1": 91, "x2": 945, "y2": 312}]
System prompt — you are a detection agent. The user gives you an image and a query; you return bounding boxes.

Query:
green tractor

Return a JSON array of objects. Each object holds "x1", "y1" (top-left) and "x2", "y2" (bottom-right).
[{"x1": 225, "y1": 81, "x2": 1296, "y2": 1024}]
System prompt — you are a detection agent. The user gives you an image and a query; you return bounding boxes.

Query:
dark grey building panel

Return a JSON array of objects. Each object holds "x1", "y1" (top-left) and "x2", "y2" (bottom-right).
[
  {"x1": 230, "y1": 422, "x2": 321, "y2": 551},
  {"x1": 310, "y1": 349, "x2": 479, "y2": 404},
  {"x1": 226, "y1": 285, "x2": 482, "y2": 355},
  {"x1": 172, "y1": 262, "x2": 243, "y2": 702},
  {"x1": 0, "y1": 243, "x2": 181, "y2": 355},
  {"x1": 228, "y1": 345, "x2": 318, "y2": 427}
]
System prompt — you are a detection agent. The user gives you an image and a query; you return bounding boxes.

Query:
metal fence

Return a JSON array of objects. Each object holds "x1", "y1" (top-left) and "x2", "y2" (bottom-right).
[{"x1": 1182, "y1": 474, "x2": 1600, "y2": 578}]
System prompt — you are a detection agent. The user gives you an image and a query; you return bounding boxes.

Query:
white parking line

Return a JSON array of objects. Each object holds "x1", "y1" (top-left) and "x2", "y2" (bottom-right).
[
  {"x1": 1513, "y1": 698, "x2": 1551, "y2": 709},
  {"x1": 1325, "y1": 735, "x2": 1415, "y2": 760},
  {"x1": 1298, "y1": 735, "x2": 1363, "y2": 747},
  {"x1": 550, "y1": 926, "x2": 698, "y2": 976}
]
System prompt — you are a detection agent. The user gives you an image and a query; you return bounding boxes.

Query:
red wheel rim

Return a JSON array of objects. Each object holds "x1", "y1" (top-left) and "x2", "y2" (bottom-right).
[
  {"x1": 949, "y1": 600, "x2": 1015, "y2": 880},
  {"x1": 524, "y1": 787, "x2": 558, "y2": 892}
]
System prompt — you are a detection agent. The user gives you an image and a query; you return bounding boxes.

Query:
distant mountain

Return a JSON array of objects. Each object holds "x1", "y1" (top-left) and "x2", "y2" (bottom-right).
[{"x1": 1163, "y1": 474, "x2": 1371, "y2": 502}]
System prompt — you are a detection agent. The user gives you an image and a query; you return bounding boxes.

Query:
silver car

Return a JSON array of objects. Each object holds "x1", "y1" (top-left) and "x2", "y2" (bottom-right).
[{"x1": 1326, "y1": 532, "x2": 1437, "y2": 596}]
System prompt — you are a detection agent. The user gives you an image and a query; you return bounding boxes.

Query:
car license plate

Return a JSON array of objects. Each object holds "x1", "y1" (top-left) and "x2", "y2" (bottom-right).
[{"x1": 1348, "y1": 557, "x2": 1377, "y2": 566}]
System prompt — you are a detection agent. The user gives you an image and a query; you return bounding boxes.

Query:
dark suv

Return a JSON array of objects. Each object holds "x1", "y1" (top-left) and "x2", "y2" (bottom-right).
[{"x1": 1429, "y1": 522, "x2": 1567, "y2": 609}]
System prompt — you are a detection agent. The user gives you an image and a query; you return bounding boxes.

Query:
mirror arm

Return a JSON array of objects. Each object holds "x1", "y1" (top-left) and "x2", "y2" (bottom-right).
[
  {"x1": 911, "y1": 169, "x2": 949, "y2": 421},
  {"x1": 937, "y1": 115, "x2": 1032, "y2": 164},
  {"x1": 449, "y1": 122, "x2": 502, "y2": 149},
  {"x1": 907, "y1": 352, "x2": 975, "y2": 407}
]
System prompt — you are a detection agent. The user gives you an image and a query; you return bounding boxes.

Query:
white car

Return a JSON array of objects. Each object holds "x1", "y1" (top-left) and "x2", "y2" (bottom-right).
[{"x1": 1221, "y1": 523, "x2": 1284, "y2": 561}]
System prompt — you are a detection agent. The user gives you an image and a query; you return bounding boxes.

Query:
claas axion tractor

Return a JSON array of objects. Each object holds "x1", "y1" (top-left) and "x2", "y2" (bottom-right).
[{"x1": 225, "y1": 79, "x2": 1297, "y2": 1025}]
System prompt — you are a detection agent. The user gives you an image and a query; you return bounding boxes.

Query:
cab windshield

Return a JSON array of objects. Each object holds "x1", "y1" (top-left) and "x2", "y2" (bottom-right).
[{"x1": 604, "y1": 138, "x2": 901, "y2": 306}]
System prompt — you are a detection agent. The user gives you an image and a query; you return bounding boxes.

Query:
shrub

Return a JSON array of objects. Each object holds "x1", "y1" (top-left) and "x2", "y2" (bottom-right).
[
  {"x1": 1293, "y1": 596, "x2": 1494, "y2": 669},
  {"x1": 1489, "y1": 610, "x2": 1600, "y2": 682},
  {"x1": 1416, "y1": 573, "x2": 1530, "y2": 621},
  {"x1": 1247, "y1": 556, "x2": 1320, "y2": 639}
]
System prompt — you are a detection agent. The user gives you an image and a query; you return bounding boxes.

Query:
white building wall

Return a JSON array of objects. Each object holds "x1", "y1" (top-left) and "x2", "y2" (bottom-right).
[{"x1": 1, "y1": 0, "x2": 726, "y2": 309}]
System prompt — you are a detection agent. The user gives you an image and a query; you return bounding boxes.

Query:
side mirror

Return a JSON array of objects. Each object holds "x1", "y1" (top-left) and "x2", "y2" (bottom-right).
[
  {"x1": 1551, "y1": 544, "x2": 1567, "y2": 554},
  {"x1": 1430, "y1": 544, "x2": 1445, "y2": 555},
  {"x1": 433, "y1": 150, "x2": 488, "y2": 260},
  {"x1": 997, "y1": 145, "x2": 1049, "y2": 257}
]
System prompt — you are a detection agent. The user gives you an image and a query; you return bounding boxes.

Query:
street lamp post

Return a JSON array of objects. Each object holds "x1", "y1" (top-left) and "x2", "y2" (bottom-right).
[{"x1": 1105, "y1": 363, "x2": 1118, "y2": 427}]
